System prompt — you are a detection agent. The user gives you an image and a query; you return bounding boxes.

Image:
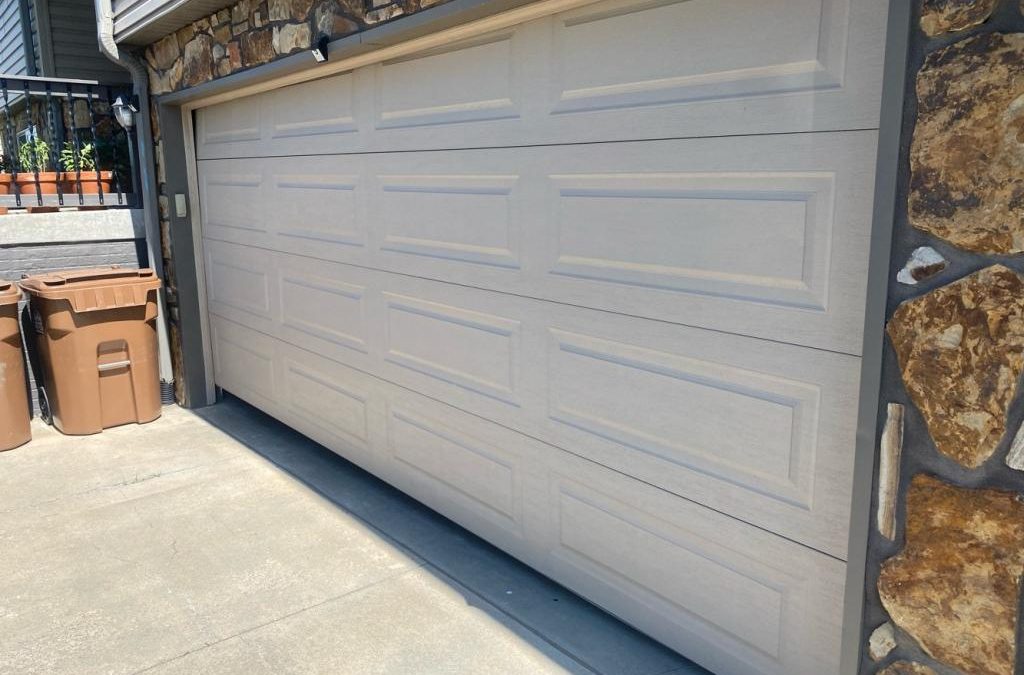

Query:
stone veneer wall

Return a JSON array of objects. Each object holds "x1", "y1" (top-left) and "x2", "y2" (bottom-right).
[
  {"x1": 863, "y1": 1, "x2": 1024, "y2": 675},
  {"x1": 145, "y1": 0, "x2": 451, "y2": 95},
  {"x1": 140, "y1": 0, "x2": 452, "y2": 400}
]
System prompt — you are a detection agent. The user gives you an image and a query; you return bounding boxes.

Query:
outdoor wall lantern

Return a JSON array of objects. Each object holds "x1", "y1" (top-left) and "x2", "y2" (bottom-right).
[{"x1": 112, "y1": 95, "x2": 138, "y2": 130}]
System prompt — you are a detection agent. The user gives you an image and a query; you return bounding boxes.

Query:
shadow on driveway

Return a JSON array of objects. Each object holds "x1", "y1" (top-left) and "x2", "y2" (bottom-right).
[{"x1": 194, "y1": 394, "x2": 708, "y2": 675}]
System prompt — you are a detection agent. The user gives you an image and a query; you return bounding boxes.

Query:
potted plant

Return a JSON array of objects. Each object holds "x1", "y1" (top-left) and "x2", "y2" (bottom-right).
[
  {"x1": 59, "y1": 142, "x2": 113, "y2": 195},
  {"x1": 16, "y1": 138, "x2": 59, "y2": 194},
  {"x1": 0, "y1": 154, "x2": 12, "y2": 195}
]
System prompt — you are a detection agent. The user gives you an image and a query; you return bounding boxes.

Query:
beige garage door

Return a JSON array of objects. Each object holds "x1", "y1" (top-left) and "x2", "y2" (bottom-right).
[{"x1": 194, "y1": 1, "x2": 887, "y2": 672}]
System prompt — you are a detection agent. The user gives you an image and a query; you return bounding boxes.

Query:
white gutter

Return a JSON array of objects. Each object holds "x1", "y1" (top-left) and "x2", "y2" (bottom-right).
[{"x1": 95, "y1": 0, "x2": 175, "y2": 397}]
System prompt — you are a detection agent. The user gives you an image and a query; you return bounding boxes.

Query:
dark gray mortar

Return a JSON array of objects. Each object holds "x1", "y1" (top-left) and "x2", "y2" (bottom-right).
[{"x1": 860, "y1": 1, "x2": 1024, "y2": 673}]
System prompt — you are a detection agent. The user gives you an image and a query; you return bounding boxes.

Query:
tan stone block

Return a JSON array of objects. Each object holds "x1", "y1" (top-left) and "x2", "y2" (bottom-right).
[
  {"x1": 240, "y1": 28, "x2": 275, "y2": 67},
  {"x1": 269, "y1": 0, "x2": 315, "y2": 21},
  {"x1": 878, "y1": 475, "x2": 1024, "y2": 675},
  {"x1": 909, "y1": 33, "x2": 1024, "y2": 254},
  {"x1": 920, "y1": 0, "x2": 995, "y2": 36},
  {"x1": 275, "y1": 23, "x2": 311, "y2": 55},
  {"x1": 147, "y1": 33, "x2": 180, "y2": 71},
  {"x1": 227, "y1": 41, "x2": 242, "y2": 70},
  {"x1": 214, "y1": 24, "x2": 231, "y2": 44},
  {"x1": 365, "y1": 4, "x2": 403, "y2": 24},
  {"x1": 181, "y1": 34, "x2": 214, "y2": 88},
  {"x1": 312, "y1": 1, "x2": 359, "y2": 38},
  {"x1": 175, "y1": 23, "x2": 195, "y2": 47},
  {"x1": 888, "y1": 265, "x2": 1024, "y2": 468}
]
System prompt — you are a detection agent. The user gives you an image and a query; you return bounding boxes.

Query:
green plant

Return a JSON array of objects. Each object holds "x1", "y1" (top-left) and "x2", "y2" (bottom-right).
[
  {"x1": 60, "y1": 141, "x2": 96, "y2": 172},
  {"x1": 18, "y1": 138, "x2": 50, "y2": 172},
  {"x1": 0, "y1": 154, "x2": 11, "y2": 173}
]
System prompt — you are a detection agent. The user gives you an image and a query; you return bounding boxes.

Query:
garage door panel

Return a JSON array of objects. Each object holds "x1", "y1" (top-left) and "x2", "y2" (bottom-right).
[
  {"x1": 547, "y1": 328, "x2": 817, "y2": 509},
  {"x1": 281, "y1": 358, "x2": 372, "y2": 451},
  {"x1": 548, "y1": 0, "x2": 844, "y2": 115},
  {"x1": 268, "y1": 72, "x2": 358, "y2": 139},
  {"x1": 210, "y1": 317, "x2": 277, "y2": 408},
  {"x1": 544, "y1": 170, "x2": 833, "y2": 312},
  {"x1": 195, "y1": 0, "x2": 885, "y2": 161},
  {"x1": 270, "y1": 170, "x2": 364, "y2": 249},
  {"x1": 203, "y1": 240, "x2": 277, "y2": 331},
  {"x1": 203, "y1": 241, "x2": 857, "y2": 557},
  {"x1": 198, "y1": 131, "x2": 873, "y2": 354},
  {"x1": 538, "y1": 456, "x2": 845, "y2": 675},
  {"x1": 279, "y1": 272, "x2": 369, "y2": 355},
  {"x1": 373, "y1": 31, "x2": 524, "y2": 130},
  {"x1": 210, "y1": 315, "x2": 845, "y2": 675},
  {"x1": 198, "y1": 163, "x2": 265, "y2": 242},
  {"x1": 382, "y1": 292, "x2": 524, "y2": 407},
  {"x1": 385, "y1": 404, "x2": 527, "y2": 536},
  {"x1": 197, "y1": 0, "x2": 887, "y2": 666},
  {"x1": 376, "y1": 173, "x2": 523, "y2": 270}
]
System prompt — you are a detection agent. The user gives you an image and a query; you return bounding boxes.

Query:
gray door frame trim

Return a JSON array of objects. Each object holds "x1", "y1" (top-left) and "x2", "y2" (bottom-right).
[
  {"x1": 840, "y1": 1, "x2": 912, "y2": 673},
  {"x1": 158, "y1": 0, "x2": 912, "y2": 670}
]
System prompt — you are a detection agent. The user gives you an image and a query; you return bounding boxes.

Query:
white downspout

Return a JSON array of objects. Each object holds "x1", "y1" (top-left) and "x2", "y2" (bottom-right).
[{"x1": 95, "y1": 0, "x2": 175, "y2": 399}]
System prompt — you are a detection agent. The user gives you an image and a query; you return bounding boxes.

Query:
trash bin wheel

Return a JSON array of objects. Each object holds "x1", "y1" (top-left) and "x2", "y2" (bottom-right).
[{"x1": 37, "y1": 386, "x2": 52, "y2": 426}]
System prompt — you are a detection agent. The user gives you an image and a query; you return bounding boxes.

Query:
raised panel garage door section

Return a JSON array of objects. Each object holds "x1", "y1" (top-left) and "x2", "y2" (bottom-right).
[{"x1": 194, "y1": 1, "x2": 887, "y2": 673}]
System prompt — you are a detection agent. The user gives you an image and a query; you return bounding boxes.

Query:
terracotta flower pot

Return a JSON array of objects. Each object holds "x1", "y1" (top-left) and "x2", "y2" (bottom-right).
[
  {"x1": 0, "y1": 174, "x2": 11, "y2": 195},
  {"x1": 61, "y1": 171, "x2": 115, "y2": 195},
  {"x1": 15, "y1": 172, "x2": 61, "y2": 195}
]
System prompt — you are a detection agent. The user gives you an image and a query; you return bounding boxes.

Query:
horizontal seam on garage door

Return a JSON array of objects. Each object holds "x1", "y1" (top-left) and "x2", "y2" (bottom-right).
[
  {"x1": 201, "y1": 234, "x2": 864, "y2": 360},
  {"x1": 210, "y1": 311, "x2": 849, "y2": 565},
  {"x1": 193, "y1": 126, "x2": 881, "y2": 162}
]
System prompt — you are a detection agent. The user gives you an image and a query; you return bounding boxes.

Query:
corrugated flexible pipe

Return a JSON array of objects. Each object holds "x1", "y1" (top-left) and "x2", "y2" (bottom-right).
[{"x1": 94, "y1": 0, "x2": 175, "y2": 401}]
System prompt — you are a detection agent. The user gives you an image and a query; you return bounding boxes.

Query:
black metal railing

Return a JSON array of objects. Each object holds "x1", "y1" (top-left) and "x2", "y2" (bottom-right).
[{"x1": 0, "y1": 74, "x2": 138, "y2": 210}]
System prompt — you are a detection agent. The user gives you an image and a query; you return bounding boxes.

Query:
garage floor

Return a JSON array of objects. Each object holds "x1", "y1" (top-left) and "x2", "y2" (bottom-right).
[{"x1": 0, "y1": 396, "x2": 706, "y2": 675}]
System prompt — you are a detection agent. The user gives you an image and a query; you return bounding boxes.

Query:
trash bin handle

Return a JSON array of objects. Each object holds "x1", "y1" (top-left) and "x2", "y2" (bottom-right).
[
  {"x1": 39, "y1": 269, "x2": 151, "y2": 286},
  {"x1": 98, "y1": 360, "x2": 131, "y2": 372}
]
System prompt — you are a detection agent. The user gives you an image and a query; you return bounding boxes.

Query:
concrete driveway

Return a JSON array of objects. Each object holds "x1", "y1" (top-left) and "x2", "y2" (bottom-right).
[{"x1": 0, "y1": 396, "x2": 706, "y2": 675}]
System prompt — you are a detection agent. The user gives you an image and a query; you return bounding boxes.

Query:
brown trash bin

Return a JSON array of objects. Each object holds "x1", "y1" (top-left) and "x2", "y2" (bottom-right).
[
  {"x1": 0, "y1": 280, "x2": 31, "y2": 450},
  {"x1": 20, "y1": 267, "x2": 163, "y2": 435}
]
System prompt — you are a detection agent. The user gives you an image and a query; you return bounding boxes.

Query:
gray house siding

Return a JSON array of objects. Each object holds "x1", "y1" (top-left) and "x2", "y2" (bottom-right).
[
  {"x1": 0, "y1": 0, "x2": 31, "y2": 76},
  {"x1": 36, "y1": 0, "x2": 130, "y2": 82}
]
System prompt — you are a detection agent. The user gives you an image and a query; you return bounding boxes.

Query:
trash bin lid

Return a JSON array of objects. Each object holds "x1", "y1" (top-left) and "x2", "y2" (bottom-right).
[
  {"x1": 0, "y1": 279, "x2": 20, "y2": 306},
  {"x1": 20, "y1": 267, "x2": 161, "y2": 312}
]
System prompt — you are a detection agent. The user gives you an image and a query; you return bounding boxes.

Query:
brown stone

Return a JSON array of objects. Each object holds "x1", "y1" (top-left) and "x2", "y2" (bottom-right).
[
  {"x1": 147, "y1": 34, "x2": 180, "y2": 71},
  {"x1": 232, "y1": 20, "x2": 250, "y2": 36},
  {"x1": 920, "y1": 0, "x2": 995, "y2": 36},
  {"x1": 887, "y1": 265, "x2": 1024, "y2": 468},
  {"x1": 909, "y1": 33, "x2": 1024, "y2": 254},
  {"x1": 275, "y1": 22, "x2": 311, "y2": 55},
  {"x1": 227, "y1": 41, "x2": 242, "y2": 70},
  {"x1": 365, "y1": 3, "x2": 403, "y2": 23},
  {"x1": 877, "y1": 663, "x2": 937, "y2": 675},
  {"x1": 269, "y1": 0, "x2": 315, "y2": 21},
  {"x1": 878, "y1": 475, "x2": 1024, "y2": 675},
  {"x1": 240, "y1": 28, "x2": 275, "y2": 67},
  {"x1": 214, "y1": 23, "x2": 231, "y2": 44},
  {"x1": 181, "y1": 34, "x2": 214, "y2": 88},
  {"x1": 217, "y1": 8, "x2": 231, "y2": 24},
  {"x1": 149, "y1": 59, "x2": 183, "y2": 95},
  {"x1": 175, "y1": 23, "x2": 196, "y2": 47},
  {"x1": 313, "y1": 1, "x2": 360, "y2": 37},
  {"x1": 216, "y1": 59, "x2": 232, "y2": 77}
]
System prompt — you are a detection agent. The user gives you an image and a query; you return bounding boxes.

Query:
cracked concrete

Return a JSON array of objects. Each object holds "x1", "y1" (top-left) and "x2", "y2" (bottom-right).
[{"x1": 0, "y1": 397, "x2": 706, "y2": 675}]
